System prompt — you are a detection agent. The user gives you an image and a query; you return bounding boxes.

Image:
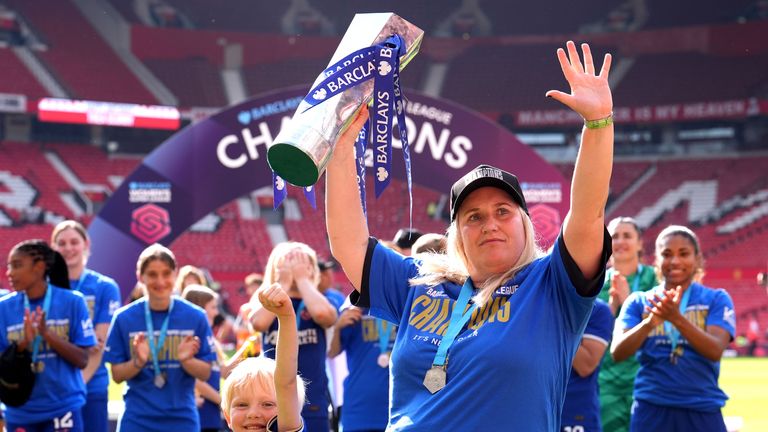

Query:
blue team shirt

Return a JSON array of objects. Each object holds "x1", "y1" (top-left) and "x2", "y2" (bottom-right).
[
  {"x1": 339, "y1": 308, "x2": 396, "y2": 431},
  {"x1": 0, "y1": 286, "x2": 96, "y2": 424},
  {"x1": 262, "y1": 293, "x2": 343, "y2": 419},
  {"x1": 70, "y1": 268, "x2": 121, "y2": 395},
  {"x1": 104, "y1": 297, "x2": 216, "y2": 431},
  {"x1": 358, "y1": 234, "x2": 609, "y2": 431},
  {"x1": 561, "y1": 299, "x2": 614, "y2": 431},
  {"x1": 618, "y1": 282, "x2": 736, "y2": 411}
]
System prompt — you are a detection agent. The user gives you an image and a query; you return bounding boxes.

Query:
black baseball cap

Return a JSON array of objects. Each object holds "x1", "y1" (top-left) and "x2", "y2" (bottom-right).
[
  {"x1": 450, "y1": 164, "x2": 529, "y2": 221},
  {"x1": 318, "y1": 260, "x2": 336, "y2": 271},
  {"x1": 393, "y1": 228, "x2": 423, "y2": 250}
]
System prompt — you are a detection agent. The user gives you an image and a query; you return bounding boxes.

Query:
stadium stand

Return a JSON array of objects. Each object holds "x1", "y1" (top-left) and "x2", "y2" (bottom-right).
[{"x1": 5, "y1": 0, "x2": 157, "y2": 104}]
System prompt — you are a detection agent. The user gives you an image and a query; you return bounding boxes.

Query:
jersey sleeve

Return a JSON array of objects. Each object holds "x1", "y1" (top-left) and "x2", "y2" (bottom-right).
[
  {"x1": 583, "y1": 300, "x2": 614, "y2": 346},
  {"x1": 104, "y1": 312, "x2": 129, "y2": 363},
  {"x1": 706, "y1": 289, "x2": 736, "y2": 339},
  {"x1": 71, "y1": 293, "x2": 97, "y2": 348},
  {"x1": 354, "y1": 238, "x2": 421, "y2": 324},
  {"x1": 549, "y1": 231, "x2": 611, "y2": 334},
  {"x1": 617, "y1": 291, "x2": 648, "y2": 331},
  {"x1": 95, "y1": 278, "x2": 121, "y2": 325},
  {"x1": 195, "y1": 311, "x2": 217, "y2": 362}
]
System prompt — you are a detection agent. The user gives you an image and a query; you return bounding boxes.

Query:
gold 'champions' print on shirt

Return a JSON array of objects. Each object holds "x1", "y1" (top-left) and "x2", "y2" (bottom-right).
[
  {"x1": 408, "y1": 294, "x2": 511, "y2": 336},
  {"x1": 84, "y1": 295, "x2": 96, "y2": 321},
  {"x1": 128, "y1": 329, "x2": 194, "y2": 361},
  {"x1": 644, "y1": 306, "x2": 709, "y2": 337},
  {"x1": 7, "y1": 320, "x2": 71, "y2": 352},
  {"x1": 361, "y1": 318, "x2": 397, "y2": 343}
]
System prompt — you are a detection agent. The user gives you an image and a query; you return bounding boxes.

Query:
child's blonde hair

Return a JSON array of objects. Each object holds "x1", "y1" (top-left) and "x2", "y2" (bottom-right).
[{"x1": 220, "y1": 356, "x2": 306, "y2": 415}]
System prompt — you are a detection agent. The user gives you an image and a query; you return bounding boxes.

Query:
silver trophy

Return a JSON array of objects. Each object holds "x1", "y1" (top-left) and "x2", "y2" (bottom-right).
[{"x1": 267, "y1": 13, "x2": 424, "y2": 187}]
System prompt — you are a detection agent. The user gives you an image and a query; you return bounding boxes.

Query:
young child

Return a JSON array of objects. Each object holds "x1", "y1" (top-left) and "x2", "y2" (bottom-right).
[{"x1": 221, "y1": 283, "x2": 305, "y2": 432}]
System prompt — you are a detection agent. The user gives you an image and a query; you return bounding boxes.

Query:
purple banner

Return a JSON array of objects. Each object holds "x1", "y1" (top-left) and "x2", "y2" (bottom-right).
[{"x1": 88, "y1": 86, "x2": 568, "y2": 300}]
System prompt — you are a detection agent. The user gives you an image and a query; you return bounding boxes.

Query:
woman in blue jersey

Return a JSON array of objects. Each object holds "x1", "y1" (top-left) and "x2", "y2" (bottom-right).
[
  {"x1": 597, "y1": 217, "x2": 657, "y2": 432},
  {"x1": 560, "y1": 298, "x2": 614, "y2": 432},
  {"x1": 51, "y1": 220, "x2": 121, "y2": 432},
  {"x1": 248, "y1": 242, "x2": 340, "y2": 432},
  {"x1": 328, "y1": 303, "x2": 396, "y2": 432},
  {"x1": 611, "y1": 225, "x2": 735, "y2": 432},
  {"x1": 181, "y1": 284, "x2": 226, "y2": 432},
  {"x1": 104, "y1": 243, "x2": 216, "y2": 432},
  {"x1": 325, "y1": 41, "x2": 615, "y2": 430},
  {"x1": 0, "y1": 240, "x2": 96, "y2": 432}
]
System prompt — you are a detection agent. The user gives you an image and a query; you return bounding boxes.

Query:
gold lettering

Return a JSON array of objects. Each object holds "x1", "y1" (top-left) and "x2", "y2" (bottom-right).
[
  {"x1": 422, "y1": 299, "x2": 450, "y2": 334},
  {"x1": 409, "y1": 296, "x2": 439, "y2": 329}
]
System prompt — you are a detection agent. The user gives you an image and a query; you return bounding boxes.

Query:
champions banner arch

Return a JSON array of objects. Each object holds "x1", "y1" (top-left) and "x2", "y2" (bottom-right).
[{"x1": 88, "y1": 87, "x2": 569, "y2": 299}]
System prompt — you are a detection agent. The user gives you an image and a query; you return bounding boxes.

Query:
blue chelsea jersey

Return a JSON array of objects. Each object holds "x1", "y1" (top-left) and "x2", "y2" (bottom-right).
[
  {"x1": 104, "y1": 297, "x2": 216, "y2": 431},
  {"x1": 356, "y1": 233, "x2": 610, "y2": 432},
  {"x1": 0, "y1": 286, "x2": 96, "y2": 424},
  {"x1": 618, "y1": 283, "x2": 735, "y2": 411}
]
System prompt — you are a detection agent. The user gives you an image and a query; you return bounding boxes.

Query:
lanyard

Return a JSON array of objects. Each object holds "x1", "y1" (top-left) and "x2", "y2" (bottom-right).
[
  {"x1": 432, "y1": 279, "x2": 478, "y2": 368},
  {"x1": 376, "y1": 319, "x2": 393, "y2": 354},
  {"x1": 295, "y1": 301, "x2": 306, "y2": 329},
  {"x1": 663, "y1": 285, "x2": 692, "y2": 353},
  {"x1": 23, "y1": 285, "x2": 53, "y2": 365},
  {"x1": 70, "y1": 269, "x2": 88, "y2": 292},
  {"x1": 630, "y1": 264, "x2": 643, "y2": 292},
  {"x1": 144, "y1": 297, "x2": 174, "y2": 379}
]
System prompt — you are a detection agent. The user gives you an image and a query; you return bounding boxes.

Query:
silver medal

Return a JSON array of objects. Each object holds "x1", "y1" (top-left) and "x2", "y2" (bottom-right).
[
  {"x1": 423, "y1": 365, "x2": 446, "y2": 394},
  {"x1": 154, "y1": 373, "x2": 166, "y2": 388},
  {"x1": 377, "y1": 353, "x2": 390, "y2": 368}
]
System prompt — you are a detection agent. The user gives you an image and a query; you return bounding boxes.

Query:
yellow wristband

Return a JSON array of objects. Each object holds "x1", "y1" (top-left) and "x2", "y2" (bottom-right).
[{"x1": 584, "y1": 113, "x2": 613, "y2": 129}]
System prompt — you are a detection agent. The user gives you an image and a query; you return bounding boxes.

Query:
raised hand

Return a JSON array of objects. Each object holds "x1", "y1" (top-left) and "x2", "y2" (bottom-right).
[
  {"x1": 258, "y1": 283, "x2": 295, "y2": 319},
  {"x1": 546, "y1": 41, "x2": 613, "y2": 121},
  {"x1": 178, "y1": 335, "x2": 201, "y2": 362},
  {"x1": 285, "y1": 249, "x2": 315, "y2": 283},
  {"x1": 336, "y1": 307, "x2": 363, "y2": 330},
  {"x1": 275, "y1": 255, "x2": 295, "y2": 289}
]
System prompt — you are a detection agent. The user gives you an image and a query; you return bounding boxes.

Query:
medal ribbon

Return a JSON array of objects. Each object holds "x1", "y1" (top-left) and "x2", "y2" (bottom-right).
[
  {"x1": 23, "y1": 284, "x2": 53, "y2": 369},
  {"x1": 275, "y1": 35, "x2": 413, "y2": 220},
  {"x1": 431, "y1": 279, "x2": 478, "y2": 368},
  {"x1": 630, "y1": 264, "x2": 643, "y2": 293},
  {"x1": 376, "y1": 318, "x2": 393, "y2": 355},
  {"x1": 144, "y1": 297, "x2": 174, "y2": 380},
  {"x1": 662, "y1": 284, "x2": 692, "y2": 355}
]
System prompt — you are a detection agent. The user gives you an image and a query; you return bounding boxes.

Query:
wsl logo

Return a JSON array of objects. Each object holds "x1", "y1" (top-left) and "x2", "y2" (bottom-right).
[{"x1": 130, "y1": 203, "x2": 171, "y2": 244}]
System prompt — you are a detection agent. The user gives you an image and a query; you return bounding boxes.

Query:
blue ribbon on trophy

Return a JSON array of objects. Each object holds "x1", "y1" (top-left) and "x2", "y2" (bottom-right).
[
  {"x1": 273, "y1": 173, "x2": 317, "y2": 209},
  {"x1": 267, "y1": 13, "x2": 423, "y2": 217},
  {"x1": 280, "y1": 34, "x2": 413, "y2": 216}
]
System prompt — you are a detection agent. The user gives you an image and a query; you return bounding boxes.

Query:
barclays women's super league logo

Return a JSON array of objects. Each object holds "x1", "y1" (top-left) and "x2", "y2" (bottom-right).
[{"x1": 130, "y1": 203, "x2": 171, "y2": 244}]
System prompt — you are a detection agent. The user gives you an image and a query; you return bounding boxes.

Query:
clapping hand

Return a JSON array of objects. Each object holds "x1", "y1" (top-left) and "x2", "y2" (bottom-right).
[
  {"x1": 132, "y1": 332, "x2": 150, "y2": 366},
  {"x1": 178, "y1": 335, "x2": 201, "y2": 362}
]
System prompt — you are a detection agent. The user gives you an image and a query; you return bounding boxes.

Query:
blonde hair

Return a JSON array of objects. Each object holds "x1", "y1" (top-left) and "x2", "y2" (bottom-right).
[
  {"x1": 411, "y1": 209, "x2": 544, "y2": 306},
  {"x1": 174, "y1": 264, "x2": 207, "y2": 294},
  {"x1": 262, "y1": 242, "x2": 320, "y2": 289},
  {"x1": 220, "y1": 356, "x2": 306, "y2": 415}
]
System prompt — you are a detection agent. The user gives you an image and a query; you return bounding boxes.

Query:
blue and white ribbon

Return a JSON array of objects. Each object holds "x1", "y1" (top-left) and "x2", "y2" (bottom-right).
[{"x1": 291, "y1": 34, "x2": 413, "y2": 216}]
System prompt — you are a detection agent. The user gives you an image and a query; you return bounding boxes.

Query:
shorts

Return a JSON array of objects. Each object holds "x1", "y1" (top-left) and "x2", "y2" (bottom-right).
[
  {"x1": 82, "y1": 392, "x2": 108, "y2": 432},
  {"x1": 630, "y1": 399, "x2": 726, "y2": 432},
  {"x1": 6, "y1": 409, "x2": 83, "y2": 432}
]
